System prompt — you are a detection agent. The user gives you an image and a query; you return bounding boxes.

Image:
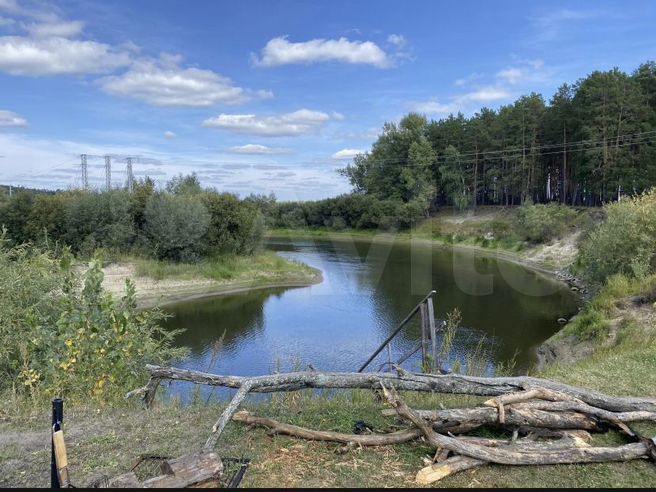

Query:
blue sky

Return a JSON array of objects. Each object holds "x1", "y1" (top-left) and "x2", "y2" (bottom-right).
[{"x1": 1, "y1": 0, "x2": 655, "y2": 200}]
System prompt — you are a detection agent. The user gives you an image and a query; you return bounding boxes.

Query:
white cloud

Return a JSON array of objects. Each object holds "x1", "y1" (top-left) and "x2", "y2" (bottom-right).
[
  {"x1": 387, "y1": 33, "x2": 406, "y2": 48},
  {"x1": 26, "y1": 20, "x2": 84, "y2": 38},
  {"x1": 496, "y1": 59, "x2": 546, "y2": 85},
  {"x1": 164, "y1": 131, "x2": 176, "y2": 140},
  {"x1": 409, "y1": 99, "x2": 459, "y2": 115},
  {"x1": 532, "y1": 9, "x2": 604, "y2": 41},
  {"x1": 331, "y1": 111, "x2": 345, "y2": 121},
  {"x1": 496, "y1": 67, "x2": 524, "y2": 84},
  {"x1": 202, "y1": 109, "x2": 332, "y2": 137},
  {"x1": 227, "y1": 144, "x2": 293, "y2": 155},
  {"x1": 332, "y1": 148, "x2": 365, "y2": 160},
  {"x1": 0, "y1": 109, "x2": 27, "y2": 126},
  {"x1": 460, "y1": 87, "x2": 511, "y2": 103},
  {"x1": 99, "y1": 55, "x2": 268, "y2": 107},
  {"x1": 0, "y1": 35, "x2": 131, "y2": 75},
  {"x1": 253, "y1": 36, "x2": 390, "y2": 68}
]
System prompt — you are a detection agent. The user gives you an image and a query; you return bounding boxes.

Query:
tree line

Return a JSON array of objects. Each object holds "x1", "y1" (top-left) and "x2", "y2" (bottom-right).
[
  {"x1": 340, "y1": 62, "x2": 656, "y2": 213},
  {"x1": 0, "y1": 174, "x2": 264, "y2": 262}
]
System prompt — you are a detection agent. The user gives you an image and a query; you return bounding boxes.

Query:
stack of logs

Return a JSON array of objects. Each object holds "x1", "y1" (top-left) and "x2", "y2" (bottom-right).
[{"x1": 129, "y1": 365, "x2": 656, "y2": 486}]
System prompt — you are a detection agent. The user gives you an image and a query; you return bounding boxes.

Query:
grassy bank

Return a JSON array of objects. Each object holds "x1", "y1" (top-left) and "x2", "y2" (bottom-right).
[
  {"x1": 269, "y1": 205, "x2": 593, "y2": 275},
  {"x1": 132, "y1": 252, "x2": 318, "y2": 283},
  {"x1": 101, "y1": 252, "x2": 321, "y2": 309},
  {"x1": 3, "y1": 384, "x2": 656, "y2": 488},
  {"x1": 4, "y1": 204, "x2": 655, "y2": 487}
]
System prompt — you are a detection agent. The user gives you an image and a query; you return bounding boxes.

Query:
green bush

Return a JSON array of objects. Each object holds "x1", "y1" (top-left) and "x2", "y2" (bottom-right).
[
  {"x1": 515, "y1": 202, "x2": 577, "y2": 243},
  {"x1": 579, "y1": 189, "x2": 656, "y2": 283},
  {"x1": 144, "y1": 193, "x2": 210, "y2": 262},
  {"x1": 202, "y1": 192, "x2": 264, "y2": 255},
  {"x1": 0, "y1": 240, "x2": 185, "y2": 401}
]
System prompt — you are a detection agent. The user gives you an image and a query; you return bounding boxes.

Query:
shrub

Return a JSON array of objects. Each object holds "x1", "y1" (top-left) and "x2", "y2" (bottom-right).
[
  {"x1": 515, "y1": 202, "x2": 577, "y2": 243},
  {"x1": 202, "y1": 192, "x2": 265, "y2": 255},
  {"x1": 578, "y1": 189, "x2": 656, "y2": 283},
  {"x1": 0, "y1": 241, "x2": 186, "y2": 401},
  {"x1": 144, "y1": 193, "x2": 210, "y2": 262}
]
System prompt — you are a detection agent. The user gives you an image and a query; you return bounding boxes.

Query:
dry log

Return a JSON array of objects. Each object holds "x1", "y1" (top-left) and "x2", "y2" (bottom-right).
[
  {"x1": 204, "y1": 381, "x2": 253, "y2": 450},
  {"x1": 415, "y1": 434, "x2": 592, "y2": 485},
  {"x1": 382, "y1": 384, "x2": 653, "y2": 466},
  {"x1": 484, "y1": 387, "x2": 579, "y2": 407},
  {"x1": 230, "y1": 411, "x2": 585, "y2": 449},
  {"x1": 512, "y1": 400, "x2": 656, "y2": 424},
  {"x1": 381, "y1": 405, "x2": 600, "y2": 431},
  {"x1": 134, "y1": 365, "x2": 656, "y2": 413},
  {"x1": 232, "y1": 410, "x2": 422, "y2": 445}
]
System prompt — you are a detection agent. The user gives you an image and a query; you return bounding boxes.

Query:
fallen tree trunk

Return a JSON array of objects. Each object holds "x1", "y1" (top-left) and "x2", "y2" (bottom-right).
[
  {"x1": 232, "y1": 410, "x2": 422, "y2": 445},
  {"x1": 134, "y1": 365, "x2": 656, "y2": 413},
  {"x1": 231, "y1": 411, "x2": 590, "y2": 449},
  {"x1": 382, "y1": 384, "x2": 653, "y2": 466},
  {"x1": 381, "y1": 405, "x2": 600, "y2": 432}
]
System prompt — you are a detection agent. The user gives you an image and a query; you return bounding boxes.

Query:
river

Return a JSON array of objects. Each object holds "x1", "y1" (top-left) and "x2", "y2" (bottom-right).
[{"x1": 162, "y1": 237, "x2": 579, "y2": 399}]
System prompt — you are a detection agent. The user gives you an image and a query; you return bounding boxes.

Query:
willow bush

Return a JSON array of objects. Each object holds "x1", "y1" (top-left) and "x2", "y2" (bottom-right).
[
  {"x1": 579, "y1": 188, "x2": 656, "y2": 284},
  {"x1": 0, "y1": 238, "x2": 186, "y2": 402}
]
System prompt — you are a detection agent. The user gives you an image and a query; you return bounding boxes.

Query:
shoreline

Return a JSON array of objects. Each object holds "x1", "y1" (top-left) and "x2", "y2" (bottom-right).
[
  {"x1": 267, "y1": 229, "x2": 589, "y2": 296},
  {"x1": 101, "y1": 260, "x2": 323, "y2": 310}
]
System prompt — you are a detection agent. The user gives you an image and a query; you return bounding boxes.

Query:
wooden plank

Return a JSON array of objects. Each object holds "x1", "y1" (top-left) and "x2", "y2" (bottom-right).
[
  {"x1": 101, "y1": 452, "x2": 223, "y2": 488},
  {"x1": 426, "y1": 297, "x2": 438, "y2": 373},
  {"x1": 52, "y1": 430, "x2": 70, "y2": 487}
]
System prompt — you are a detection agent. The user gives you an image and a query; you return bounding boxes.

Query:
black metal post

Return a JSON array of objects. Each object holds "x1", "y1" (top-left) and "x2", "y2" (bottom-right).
[{"x1": 51, "y1": 398, "x2": 64, "y2": 488}]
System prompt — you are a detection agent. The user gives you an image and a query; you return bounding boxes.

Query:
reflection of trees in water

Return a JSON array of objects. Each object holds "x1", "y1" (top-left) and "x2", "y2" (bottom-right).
[
  {"x1": 326, "y1": 239, "x2": 578, "y2": 371},
  {"x1": 164, "y1": 287, "x2": 289, "y2": 355}
]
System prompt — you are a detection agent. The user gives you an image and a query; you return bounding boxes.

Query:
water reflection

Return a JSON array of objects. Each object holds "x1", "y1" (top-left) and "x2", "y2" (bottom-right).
[{"x1": 163, "y1": 237, "x2": 579, "y2": 398}]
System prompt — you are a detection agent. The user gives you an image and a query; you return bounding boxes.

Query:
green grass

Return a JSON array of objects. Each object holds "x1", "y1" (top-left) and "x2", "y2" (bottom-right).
[
  {"x1": 3, "y1": 388, "x2": 656, "y2": 488},
  {"x1": 131, "y1": 252, "x2": 319, "y2": 284}
]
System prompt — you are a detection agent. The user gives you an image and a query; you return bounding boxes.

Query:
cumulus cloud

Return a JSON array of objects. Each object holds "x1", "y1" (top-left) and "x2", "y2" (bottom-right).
[
  {"x1": 496, "y1": 59, "x2": 545, "y2": 85},
  {"x1": 0, "y1": 109, "x2": 27, "y2": 127},
  {"x1": 461, "y1": 86, "x2": 511, "y2": 103},
  {"x1": 0, "y1": 35, "x2": 131, "y2": 75},
  {"x1": 202, "y1": 109, "x2": 332, "y2": 137},
  {"x1": 387, "y1": 33, "x2": 406, "y2": 48},
  {"x1": 409, "y1": 99, "x2": 459, "y2": 115},
  {"x1": 332, "y1": 148, "x2": 365, "y2": 160},
  {"x1": 0, "y1": 3, "x2": 132, "y2": 76},
  {"x1": 25, "y1": 20, "x2": 84, "y2": 38},
  {"x1": 253, "y1": 35, "x2": 390, "y2": 68},
  {"x1": 164, "y1": 130, "x2": 176, "y2": 140},
  {"x1": 99, "y1": 55, "x2": 269, "y2": 107},
  {"x1": 227, "y1": 144, "x2": 293, "y2": 155}
]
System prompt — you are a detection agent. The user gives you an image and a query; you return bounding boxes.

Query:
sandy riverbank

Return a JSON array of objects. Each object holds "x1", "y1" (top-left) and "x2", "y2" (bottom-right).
[{"x1": 101, "y1": 261, "x2": 322, "y2": 310}]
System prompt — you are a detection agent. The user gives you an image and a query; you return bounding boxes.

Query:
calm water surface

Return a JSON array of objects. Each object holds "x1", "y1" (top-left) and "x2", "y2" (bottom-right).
[{"x1": 163, "y1": 238, "x2": 579, "y2": 398}]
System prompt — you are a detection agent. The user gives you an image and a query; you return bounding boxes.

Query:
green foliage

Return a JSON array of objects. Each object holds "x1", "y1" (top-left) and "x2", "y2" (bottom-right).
[
  {"x1": 579, "y1": 189, "x2": 656, "y2": 283},
  {"x1": 338, "y1": 62, "x2": 656, "y2": 209},
  {"x1": 0, "y1": 174, "x2": 266, "y2": 261},
  {"x1": 0, "y1": 240, "x2": 186, "y2": 401},
  {"x1": 515, "y1": 202, "x2": 577, "y2": 242},
  {"x1": 144, "y1": 193, "x2": 210, "y2": 262},
  {"x1": 202, "y1": 192, "x2": 264, "y2": 255},
  {"x1": 265, "y1": 194, "x2": 424, "y2": 232}
]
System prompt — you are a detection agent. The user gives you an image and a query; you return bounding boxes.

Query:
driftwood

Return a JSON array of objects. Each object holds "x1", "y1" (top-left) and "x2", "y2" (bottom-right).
[
  {"x1": 381, "y1": 405, "x2": 601, "y2": 432},
  {"x1": 232, "y1": 410, "x2": 422, "y2": 445},
  {"x1": 133, "y1": 365, "x2": 656, "y2": 413},
  {"x1": 129, "y1": 366, "x2": 656, "y2": 485},
  {"x1": 381, "y1": 383, "x2": 653, "y2": 466}
]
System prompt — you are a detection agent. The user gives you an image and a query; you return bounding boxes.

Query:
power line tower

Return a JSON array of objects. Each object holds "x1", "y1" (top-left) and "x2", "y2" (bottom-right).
[
  {"x1": 104, "y1": 155, "x2": 111, "y2": 191},
  {"x1": 80, "y1": 154, "x2": 88, "y2": 190},
  {"x1": 126, "y1": 157, "x2": 134, "y2": 192}
]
